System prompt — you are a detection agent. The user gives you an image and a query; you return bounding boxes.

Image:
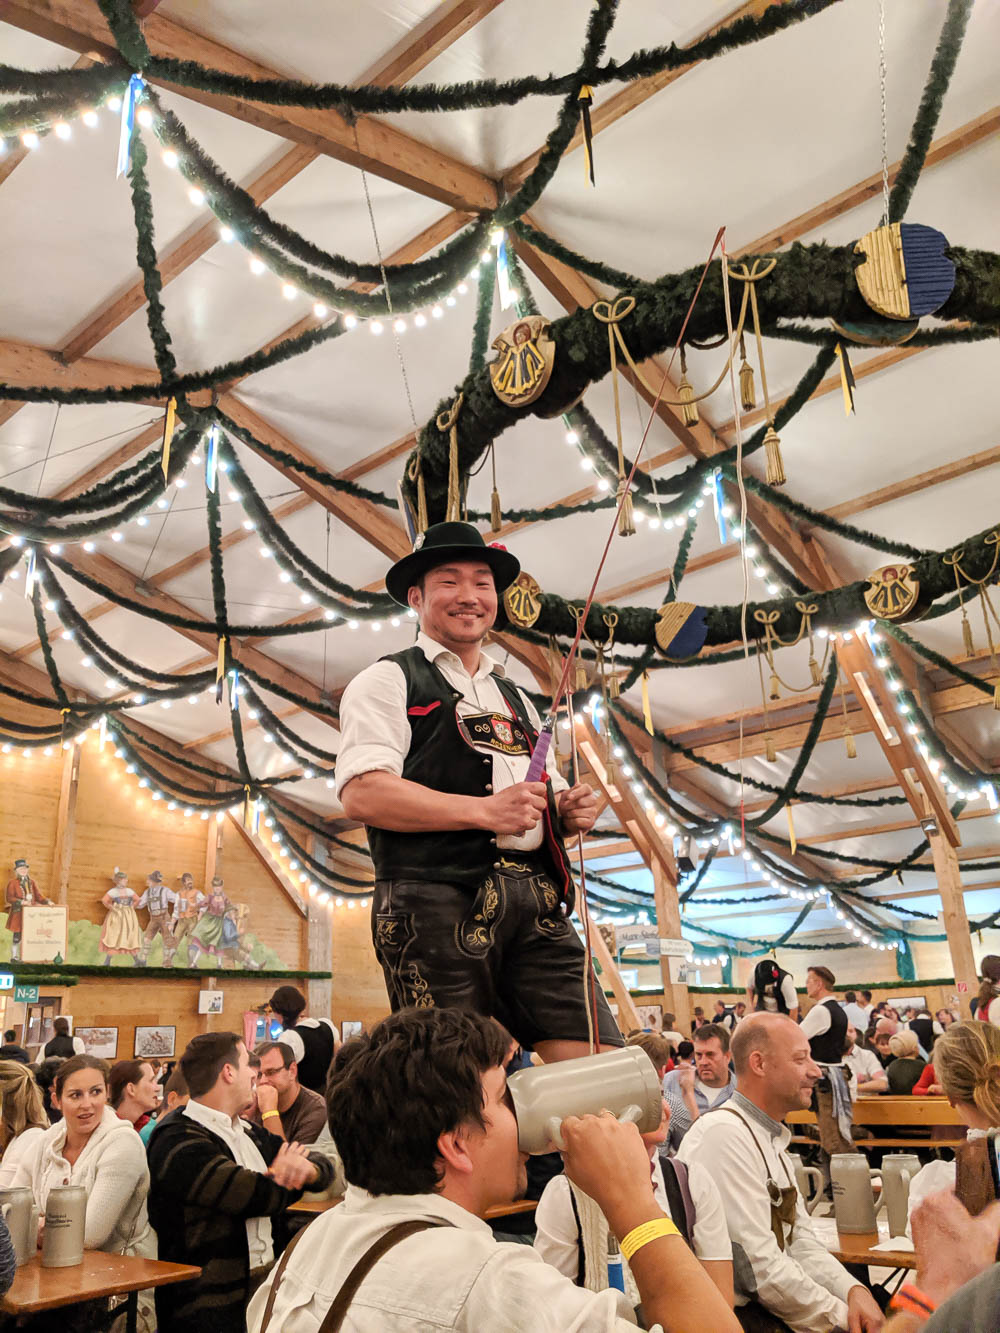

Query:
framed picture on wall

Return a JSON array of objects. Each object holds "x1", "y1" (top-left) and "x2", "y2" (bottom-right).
[
  {"x1": 134, "y1": 1025, "x2": 176, "y2": 1058},
  {"x1": 636, "y1": 1004, "x2": 663, "y2": 1032},
  {"x1": 341, "y1": 1021, "x2": 363, "y2": 1041},
  {"x1": 75, "y1": 1026, "x2": 118, "y2": 1060}
]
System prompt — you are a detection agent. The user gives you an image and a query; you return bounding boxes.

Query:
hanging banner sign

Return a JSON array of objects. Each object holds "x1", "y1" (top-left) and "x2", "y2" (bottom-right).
[{"x1": 614, "y1": 923, "x2": 658, "y2": 949}]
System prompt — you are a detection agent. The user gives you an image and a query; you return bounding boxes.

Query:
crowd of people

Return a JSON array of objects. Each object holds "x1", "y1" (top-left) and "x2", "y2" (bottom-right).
[{"x1": 0, "y1": 965, "x2": 997, "y2": 1329}]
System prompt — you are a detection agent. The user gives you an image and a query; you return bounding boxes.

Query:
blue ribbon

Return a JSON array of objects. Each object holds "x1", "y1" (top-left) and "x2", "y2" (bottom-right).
[
  {"x1": 229, "y1": 667, "x2": 240, "y2": 711},
  {"x1": 712, "y1": 468, "x2": 728, "y2": 544},
  {"x1": 205, "y1": 423, "x2": 219, "y2": 492},
  {"x1": 116, "y1": 74, "x2": 144, "y2": 178},
  {"x1": 497, "y1": 234, "x2": 514, "y2": 310}
]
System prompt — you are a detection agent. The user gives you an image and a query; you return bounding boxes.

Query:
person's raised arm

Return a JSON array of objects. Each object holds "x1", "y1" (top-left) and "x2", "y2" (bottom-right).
[{"x1": 560, "y1": 1113, "x2": 739, "y2": 1333}]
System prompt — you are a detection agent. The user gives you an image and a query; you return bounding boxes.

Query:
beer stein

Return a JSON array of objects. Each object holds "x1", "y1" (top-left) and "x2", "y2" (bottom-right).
[
  {"x1": 792, "y1": 1160, "x2": 824, "y2": 1215},
  {"x1": 41, "y1": 1185, "x2": 86, "y2": 1268},
  {"x1": 507, "y1": 1047, "x2": 663, "y2": 1154},
  {"x1": 831, "y1": 1154, "x2": 883, "y2": 1234},
  {"x1": 881, "y1": 1153, "x2": 920, "y2": 1238},
  {"x1": 0, "y1": 1187, "x2": 35, "y2": 1265}
]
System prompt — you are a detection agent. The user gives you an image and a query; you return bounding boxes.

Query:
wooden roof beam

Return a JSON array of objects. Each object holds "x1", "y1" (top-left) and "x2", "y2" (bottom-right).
[{"x1": 3, "y1": 1, "x2": 497, "y2": 212}]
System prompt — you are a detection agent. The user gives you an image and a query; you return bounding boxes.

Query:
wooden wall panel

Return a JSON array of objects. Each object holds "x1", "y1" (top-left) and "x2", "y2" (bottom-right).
[
  {"x1": 329, "y1": 878, "x2": 389, "y2": 1034},
  {"x1": 0, "y1": 746, "x2": 62, "y2": 893},
  {"x1": 50, "y1": 974, "x2": 305, "y2": 1061}
]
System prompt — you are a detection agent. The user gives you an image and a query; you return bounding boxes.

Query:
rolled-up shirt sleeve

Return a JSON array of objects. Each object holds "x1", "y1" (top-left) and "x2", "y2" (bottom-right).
[{"x1": 334, "y1": 661, "x2": 409, "y2": 801}]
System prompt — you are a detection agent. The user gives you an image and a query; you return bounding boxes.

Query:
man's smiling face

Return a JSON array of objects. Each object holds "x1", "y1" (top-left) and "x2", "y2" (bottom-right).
[{"x1": 408, "y1": 560, "x2": 497, "y2": 651}]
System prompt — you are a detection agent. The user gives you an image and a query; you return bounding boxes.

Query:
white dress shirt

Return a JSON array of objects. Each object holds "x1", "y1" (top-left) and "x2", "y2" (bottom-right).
[
  {"x1": 844, "y1": 1044, "x2": 886, "y2": 1098},
  {"x1": 678, "y1": 1093, "x2": 858, "y2": 1333},
  {"x1": 534, "y1": 1154, "x2": 732, "y2": 1279},
  {"x1": 336, "y1": 632, "x2": 567, "y2": 852},
  {"x1": 799, "y1": 1000, "x2": 844, "y2": 1066},
  {"x1": 840, "y1": 1002, "x2": 869, "y2": 1032},
  {"x1": 246, "y1": 1186, "x2": 657, "y2": 1332},
  {"x1": 757, "y1": 976, "x2": 799, "y2": 1013},
  {"x1": 183, "y1": 1100, "x2": 273, "y2": 1269}
]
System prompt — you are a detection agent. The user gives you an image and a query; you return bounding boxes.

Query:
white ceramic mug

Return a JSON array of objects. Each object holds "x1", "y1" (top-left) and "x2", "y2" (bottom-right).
[{"x1": 507, "y1": 1047, "x2": 663, "y2": 1154}]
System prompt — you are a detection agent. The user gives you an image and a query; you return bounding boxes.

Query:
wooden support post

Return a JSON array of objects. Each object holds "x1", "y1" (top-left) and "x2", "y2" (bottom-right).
[
  {"x1": 303, "y1": 834, "x2": 332, "y2": 1017},
  {"x1": 205, "y1": 798, "x2": 224, "y2": 888},
  {"x1": 929, "y1": 834, "x2": 979, "y2": 999},
  {"x1": 651, "y1": 861, "x2": 689, "y2": 1026},
  {"x1": 588, "y1": 919, "x2": 641, "y2": 1034},
  {"x1": 576, "y1": 720, "x2": 687, "y2": 1026},
  {"x1": 51, "y1": 739, "x2": 81, "y2": 905}
]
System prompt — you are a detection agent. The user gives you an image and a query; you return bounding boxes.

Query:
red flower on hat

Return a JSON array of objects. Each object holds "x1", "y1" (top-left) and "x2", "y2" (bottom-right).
[{"x1": 489, "y1": 542, "x2": 508, "y2": 551}]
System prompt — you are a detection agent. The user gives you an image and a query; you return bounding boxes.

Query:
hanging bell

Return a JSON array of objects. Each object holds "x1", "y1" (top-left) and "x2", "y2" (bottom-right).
[
  {"x1": 739, "y1": 339, "x2": 755, "y2": 412},
  {"x1": 616, "y1": 476, "x2": 636, "y2": 538},
  {"x1": 768, "y1": 671, "x2": 780, "y2": 702},
  {"x1": 808, "y1": 655, "x2": 822, "y2": 686},
  {"x1": 763, "y1": 426, "x2": 786, "y2": 486},
  {"x1": 765, "y1": 732, "x2": 777, "y2": 763},
  {"x1": 844, "y1": 725, "x2": 857, "y2": 760},
  {"x1": 677, "y1": 349, "x2": 700, "y2": 428}
]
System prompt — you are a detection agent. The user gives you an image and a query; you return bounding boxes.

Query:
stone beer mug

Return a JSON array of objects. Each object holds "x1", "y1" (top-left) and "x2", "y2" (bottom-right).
[
  {"x1": 507, "y1": 1047, "x2": 663, "y2": 1154},
  {"x1": 41, "y1": 1185, "x2": 87, "y2": 1268},
  {"x1": 0, "y1": 1187, "x2": 35, "y2": 1266},
  {"x1": 792, "y1": 1160, "x2": 824, "y2": 1215},
  {"x1": 881, "y1": 1153, "x2": 920, "y2": 1238},
  {"x1": 831, "y1": 1154, "x2": 883, "y2": 1234}
]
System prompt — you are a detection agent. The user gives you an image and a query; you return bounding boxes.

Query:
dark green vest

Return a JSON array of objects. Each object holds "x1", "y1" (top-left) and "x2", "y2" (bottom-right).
[{"x1": 365, "y1": 646, "x2": 572, "y2": 896}]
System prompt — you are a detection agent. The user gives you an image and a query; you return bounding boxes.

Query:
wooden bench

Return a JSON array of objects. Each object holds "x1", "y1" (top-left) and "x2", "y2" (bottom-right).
[{"x1": 788, "y1": 1095, "x2": 966, "y2": 1150}]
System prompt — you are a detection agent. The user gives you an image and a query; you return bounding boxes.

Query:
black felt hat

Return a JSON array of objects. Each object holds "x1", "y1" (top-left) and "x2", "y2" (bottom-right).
[{"x1": 385, "y1": 522, "x2": 520, "y2": 607}]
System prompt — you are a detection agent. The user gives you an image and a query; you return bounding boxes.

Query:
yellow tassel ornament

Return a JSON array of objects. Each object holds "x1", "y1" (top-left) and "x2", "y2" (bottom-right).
[
  {"x1": 769, "y1": 672, "x2": 780, "y2": 702},
  {"x1": 763, "y1": 427, "x2": 785, "y2": 487},
  {"x1": 616, "y1": 476, "x2": 636, "y2": 537},
  {"x1": 844, "y1": 725, "x2": 857, "y2": 759},
  {"x1": 677, "y1": 348, "x2": 699, "y2": 428},
  {"x1": 765, "y1": 732, "x2": 777, "y2": 763},
  {"x1": 738, "y1": 335, "x2": 755, "y2": 411}
]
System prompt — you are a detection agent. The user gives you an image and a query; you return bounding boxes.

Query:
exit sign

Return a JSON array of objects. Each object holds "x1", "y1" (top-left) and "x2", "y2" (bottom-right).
[{"x1": 13, "y1": 984, "x2": 38, "y2": 1004}]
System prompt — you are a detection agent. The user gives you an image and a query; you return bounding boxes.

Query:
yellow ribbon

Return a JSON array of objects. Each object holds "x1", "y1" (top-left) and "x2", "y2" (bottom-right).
[
  {"x1": 641, "y1": 670, "x2": 654, "y2": 735},
  {"x1": 161, "y1": 397, "x2": 177, "y2": 481},
  {"x1": 216, "y1": 636, "x2": 227, "y2": 682}
]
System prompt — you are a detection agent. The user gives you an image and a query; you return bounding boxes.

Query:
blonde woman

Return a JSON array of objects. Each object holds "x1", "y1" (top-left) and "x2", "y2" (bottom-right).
[
  {"x1": 0, "y1": 1059, "x2": 48, "y2": 1186},
  {"x1": 886, "y1": 1028, "x2": 926, "y2": 1094},
  {"x1": 907, "y1": 1021, "x2": 1000, "y2": 1231}
]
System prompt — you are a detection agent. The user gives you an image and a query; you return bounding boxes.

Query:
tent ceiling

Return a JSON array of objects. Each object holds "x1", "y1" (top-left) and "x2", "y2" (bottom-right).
[{"x1": 1, "y1": 0, "x2": 997, "y2": 953}]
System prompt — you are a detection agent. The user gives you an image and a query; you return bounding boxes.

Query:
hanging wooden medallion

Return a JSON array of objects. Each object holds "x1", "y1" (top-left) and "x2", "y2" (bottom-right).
[
  {"x1": 654, "y1": 601, "x2": 707, "y2": 658},
  {"x1": 489, "y1": 315, "x2": 555, "y2": 408},
  {"x1": 853, "y1": 223, "x2": 955, "y2": 321},
  {"x1": 503, "y1": 571, "x2": 542, "y2": 628},
  {"x1": 863, "y1": 564, "x2": 920, "y2": 621}
]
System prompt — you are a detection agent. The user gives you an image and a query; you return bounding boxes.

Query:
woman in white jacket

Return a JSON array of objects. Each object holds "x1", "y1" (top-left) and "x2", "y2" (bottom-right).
[
  {"x1": 11, "y1": 1054, "x2": 153, "y2": 1258},
  {"x1": 0, "y1": 1058, "x2": 48, "y2": 1186}
]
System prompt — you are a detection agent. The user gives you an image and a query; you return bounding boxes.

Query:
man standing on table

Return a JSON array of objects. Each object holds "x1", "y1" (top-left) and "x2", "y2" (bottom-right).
[{"x1": 337, "y1": 522, "x2": 621, "y2": 1059}]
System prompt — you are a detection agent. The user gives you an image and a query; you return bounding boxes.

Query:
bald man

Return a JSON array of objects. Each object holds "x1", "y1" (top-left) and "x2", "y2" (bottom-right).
[{"x1": 678, "y1": 1013, "x2": 884, "y2": 1333}]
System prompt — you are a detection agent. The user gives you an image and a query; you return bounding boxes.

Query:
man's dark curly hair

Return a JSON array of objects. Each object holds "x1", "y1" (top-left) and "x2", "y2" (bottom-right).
[{"x1": 326, "y1": 1008, "x2": 510, "y2": 1196}]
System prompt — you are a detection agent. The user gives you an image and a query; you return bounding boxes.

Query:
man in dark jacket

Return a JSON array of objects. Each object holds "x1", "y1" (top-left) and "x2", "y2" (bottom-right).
[
  {"x1": 147, "y1": 1030, "x2": 334, "y2": 1333},
  {"x1": 0, "y1": 1029, "x2": 29, "y2": 1064}
]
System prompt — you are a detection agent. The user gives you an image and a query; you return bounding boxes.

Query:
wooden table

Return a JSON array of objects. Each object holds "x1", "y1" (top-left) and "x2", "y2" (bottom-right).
[
  {"x1": 830, "y1": 1230, "x2": 917, "y2": 1272},
  {"x1": 1, "y1": 1251, "x2": 201, "y2": 1332},
  {"x1": 289, "y1": 1195, "x2": 341, "y2": 1214}
]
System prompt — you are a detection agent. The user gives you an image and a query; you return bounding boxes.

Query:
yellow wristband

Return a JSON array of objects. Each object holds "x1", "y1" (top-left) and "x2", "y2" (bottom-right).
[
  {"x1": 619, "y1": 1217, "x2": 680, "y2": 1262},
  {"x1": 262, "y1": 1110, "x2": 280, "y2": 1120}
]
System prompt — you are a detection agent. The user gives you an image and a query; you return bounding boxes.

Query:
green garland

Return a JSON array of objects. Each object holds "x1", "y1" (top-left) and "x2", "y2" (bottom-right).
[{"x1": 80, "y1": 0, "x2": 839, "y2": 116}]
